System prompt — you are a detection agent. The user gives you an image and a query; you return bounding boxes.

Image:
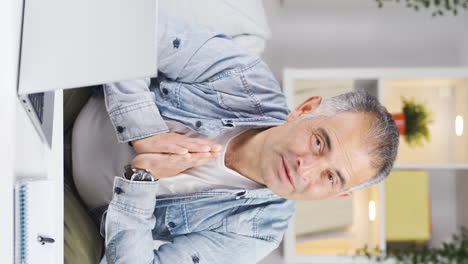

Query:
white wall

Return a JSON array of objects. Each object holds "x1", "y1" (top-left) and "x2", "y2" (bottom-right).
[
  {"x1": 456, "y1": 171, "x2": 468, "y2": 229},
  {"x1": 262, "y1": 0, "x2": 468, "y2": 80},
  {"x1": 428, "y1": 170, "x2": 459, "y2": 248},
  {"x1": 0, "y1": 0, "x2": 22, "y2": 262},
  {"x1": 463, "y1": 15, "x2": 468, "y2": 66}
]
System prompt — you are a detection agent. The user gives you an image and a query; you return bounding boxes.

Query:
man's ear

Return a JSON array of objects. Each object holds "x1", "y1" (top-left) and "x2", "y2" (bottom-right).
[
  {"x1": 336, "y1": 192, "x2": 352, "y2": 197},
  {"x1": 286, "y1": 96, "x2": 322, "y2": 122}
]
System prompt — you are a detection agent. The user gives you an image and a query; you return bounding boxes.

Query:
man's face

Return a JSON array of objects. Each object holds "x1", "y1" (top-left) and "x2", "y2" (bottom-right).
[{"x1": 260, "y1": 97, "x2": 377, "y2": 200}]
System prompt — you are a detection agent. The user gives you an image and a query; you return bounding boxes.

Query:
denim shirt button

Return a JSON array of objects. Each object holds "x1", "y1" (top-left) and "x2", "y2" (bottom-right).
[
  {"x1": 195, "y1": 121, "x2": 202, "y2": 128},
  {"x1": 224, "y1": 120, "x2": 234, "y2": 127},
  {"x1": 235, "y1": 191, "x2": 246, "y2": 199},
  {"x1": 114, "y1": 187, "x2": 124, "y2": 195},
  {"x1": 162, "y1": 88, "x2": 169, "y2": 95},
  {"x1": 172, "y1": 38, "x2": 181, "y2": 48},
  {"x1": 116, "y1": 126, "x2": 125, "y2": 133},
  {"x1": 191, "y1": 255, "x2": 199, "y2": 263},
  {"x1": 168, "y1": 222, "x2": 176, "y2": 228}
]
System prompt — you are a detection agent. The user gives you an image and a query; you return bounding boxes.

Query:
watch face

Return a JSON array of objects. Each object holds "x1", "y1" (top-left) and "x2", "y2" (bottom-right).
[{"x1": 131, "y1": 170, "x2": 155, "y2": 181}]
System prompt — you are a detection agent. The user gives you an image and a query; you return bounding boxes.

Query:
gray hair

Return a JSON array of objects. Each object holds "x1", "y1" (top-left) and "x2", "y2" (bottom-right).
[{"x1": 298, "y1": 91, "x2": 400, "y2": 193}]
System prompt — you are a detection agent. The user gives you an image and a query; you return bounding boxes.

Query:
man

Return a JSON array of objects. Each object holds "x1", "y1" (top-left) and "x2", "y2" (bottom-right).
[{"x1": 72, "y1": 14, "x2": 399, "y2": 263}]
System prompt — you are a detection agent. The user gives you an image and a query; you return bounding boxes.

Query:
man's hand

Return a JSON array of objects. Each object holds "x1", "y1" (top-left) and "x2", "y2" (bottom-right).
[
  {"x1": 131, "y1": 152, "x2": 220, "y2": 179},
  {"x1": 131, "y1": 132, "x2": 222, "y2": 154}
]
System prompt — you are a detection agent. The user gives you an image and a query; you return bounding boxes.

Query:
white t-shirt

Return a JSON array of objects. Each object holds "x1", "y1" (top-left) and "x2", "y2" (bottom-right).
[{"x1": 72, "y1": 97, "x2": 263, "y2": 209}]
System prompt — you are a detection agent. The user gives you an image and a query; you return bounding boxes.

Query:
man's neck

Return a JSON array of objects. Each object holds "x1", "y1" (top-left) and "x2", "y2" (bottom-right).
[{"x1": 225, "y1": 128, "x2": 269, "y2": 186}]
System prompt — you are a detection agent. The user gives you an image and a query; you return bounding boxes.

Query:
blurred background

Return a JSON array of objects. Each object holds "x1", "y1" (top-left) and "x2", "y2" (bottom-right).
[{"x1": 257, "y1": 0, "x2": 468, "y2": 263}]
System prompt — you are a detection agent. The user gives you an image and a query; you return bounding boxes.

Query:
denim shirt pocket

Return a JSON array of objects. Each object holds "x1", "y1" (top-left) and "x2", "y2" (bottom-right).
[
  {"x1": 177, "y1": 82, "x2": 220, "y2": 114},
  {"x1": 224, "y1": 204, "x2": 266, "y2": 239},
  {"x1": 225, "y1": 199, "x2": 295, "y2": 243},
  {"x1": 164, "y1": 204, "x2": 229, "y2": 236},
  {"x1": 210, "y1": 73, "x2": 264, "y2": 118}
]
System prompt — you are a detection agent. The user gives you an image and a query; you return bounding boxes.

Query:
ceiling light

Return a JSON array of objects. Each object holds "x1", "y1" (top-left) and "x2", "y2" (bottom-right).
[
  {"x1": 456, "y1": 115, "x2": 464, "y2": 136},
  {"x1": 369, "y1": 201, "x2": 376, "y2": 222}
]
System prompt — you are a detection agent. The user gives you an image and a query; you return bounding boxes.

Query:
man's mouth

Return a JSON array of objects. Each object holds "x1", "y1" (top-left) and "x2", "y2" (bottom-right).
[{"x1": 281, "y1": 157, "x2": 294, "y2": 188}]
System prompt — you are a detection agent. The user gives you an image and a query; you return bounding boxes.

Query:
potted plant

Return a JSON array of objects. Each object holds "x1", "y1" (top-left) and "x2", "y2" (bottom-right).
[
  {"x1": 392, "y1": 97, "x2": 433, "y2": 148},
  {"x1": 355, "y1": 226, "x2": 468, "y2": 264}
]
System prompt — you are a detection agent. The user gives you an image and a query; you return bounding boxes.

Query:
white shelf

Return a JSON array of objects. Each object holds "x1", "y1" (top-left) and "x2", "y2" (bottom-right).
[
  {"x1": 282, "y1": 67, "x2": 468, "y2": 263},
  {"x1": 283, "y1": 185, "x2": 385, "y2": 263}
]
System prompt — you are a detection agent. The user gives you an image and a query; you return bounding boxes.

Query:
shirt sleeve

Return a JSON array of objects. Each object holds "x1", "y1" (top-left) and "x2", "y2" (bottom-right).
[
  {"x1": 103, "y1": 79, "x2": 169, "y2": 143},
  {"x1": 103, "y1": 177, "x2": 279, "y2": 264}
]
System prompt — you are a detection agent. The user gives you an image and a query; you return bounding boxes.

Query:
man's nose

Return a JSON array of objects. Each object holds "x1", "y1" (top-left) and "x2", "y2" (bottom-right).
[{"x1": 296, "y1": 155, "x2": 321, "y2": 183}]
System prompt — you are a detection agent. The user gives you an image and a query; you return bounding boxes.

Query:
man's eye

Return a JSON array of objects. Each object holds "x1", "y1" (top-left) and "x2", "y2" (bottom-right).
[{"x1": 315, "y1": 137, "x2": 321, "y2": 149}]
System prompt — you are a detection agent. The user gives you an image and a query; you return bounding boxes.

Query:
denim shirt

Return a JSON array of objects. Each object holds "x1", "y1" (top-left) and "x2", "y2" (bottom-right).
[
  {"x1": 101, "y1": 14, "x2": 295, "y2": 264},
  {"x1": 103, "y1": 14, "x2": 289, "y2": 143},
  {"x1": 103, "y1": 178, "x2": 295, "y2": 264}
]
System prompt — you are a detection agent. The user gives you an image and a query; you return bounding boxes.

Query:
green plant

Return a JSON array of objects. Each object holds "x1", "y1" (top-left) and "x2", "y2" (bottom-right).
[
  {"x1": 375, "y1": 0, "x2": 468, "y2": 17},
  {"x1": 402, "y1": 97, "x2": 433, "y2": 147},
  {"x1": 356, "y1": 226, "x2": 468, "y2": 264}
]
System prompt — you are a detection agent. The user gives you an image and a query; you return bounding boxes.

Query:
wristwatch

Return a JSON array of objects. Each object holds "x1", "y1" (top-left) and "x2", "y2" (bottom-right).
[{"x1": 124, "y1": 165, "x2": 158, "y2": 182}]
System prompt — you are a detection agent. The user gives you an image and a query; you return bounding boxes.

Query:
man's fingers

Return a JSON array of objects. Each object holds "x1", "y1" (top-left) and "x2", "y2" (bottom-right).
[
  {"x1": 164, "y1": 144, "x2": 189, "y2": 154},
  {"x1": 210, "y1": 144, "x2": 222, "y2": 152},
  {"x1": 178, "y1": 142, "x2": 211, "y2": 153},
  {"x1": 182, "y1": 152, "x2": 217, "y2": 166},
  {"x1": 187, "y1": 152, "x2": 213, "y2": 160},
  {"x1": 131, "y1": 153, "x2": 152, "y2": 169},
  {"x1": 131, "y1": 151, "x2": 221, "y2": 179},
  {"x1": 133, "y1": 141, "x2": 189, "y2": 154},
  {"x1": 185, "y1": 138, "x2": 222, "y2": 152},
  {"x1": 190, "y1": 153, "x2": 217, "y2": 167},
  {"x1": 132, "y1": 132, "x2": 222, "y2": 155}
]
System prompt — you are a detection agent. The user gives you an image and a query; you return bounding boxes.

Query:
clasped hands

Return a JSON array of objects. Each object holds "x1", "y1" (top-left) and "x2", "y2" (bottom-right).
[{"x1": 130, "y1": 132, "x2": 222, "y2": 179}]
